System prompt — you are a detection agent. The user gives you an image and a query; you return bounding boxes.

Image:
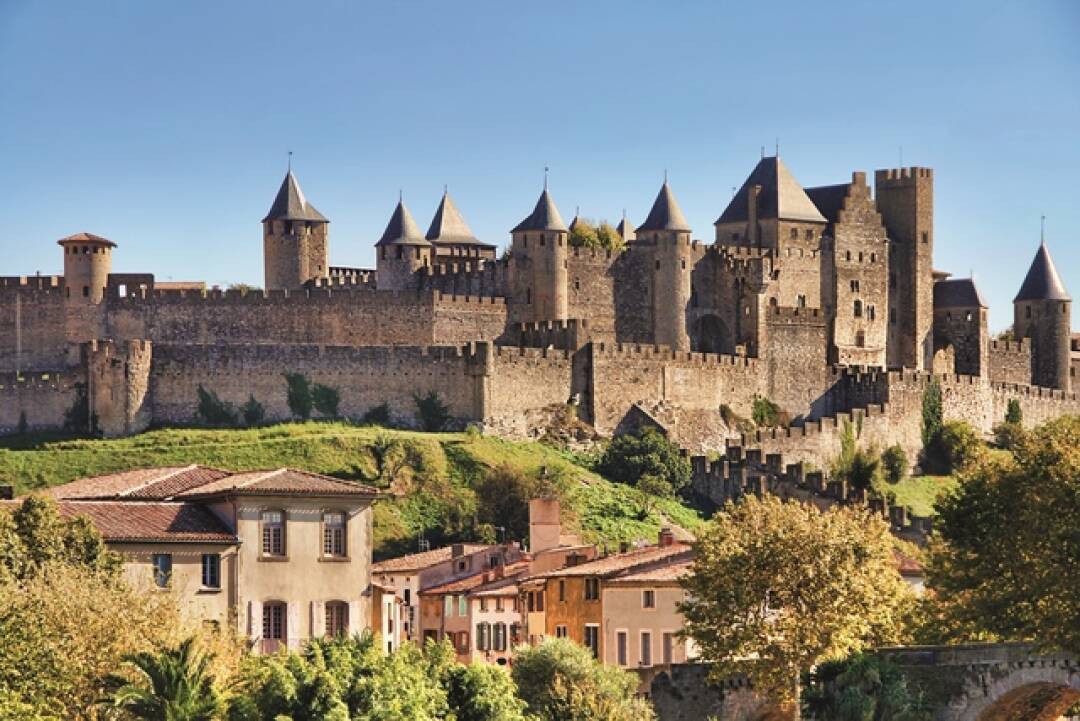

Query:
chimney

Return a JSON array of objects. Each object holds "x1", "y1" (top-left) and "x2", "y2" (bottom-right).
[
  {"x1": 747, "y1": 184, "x2": 761, "y2": 244},
  {"x1": 0, "y1": 486, "x2": 12, "y2": 501},
  {"x1": 658, "y1": 527, "x2": 676, "y2": 547},
  {"x1": 529, "y1": 498, "x2": 561, "y2": 554},
  {"x1": 451, "y1": 543, "x2": 465, "y2": 559}
]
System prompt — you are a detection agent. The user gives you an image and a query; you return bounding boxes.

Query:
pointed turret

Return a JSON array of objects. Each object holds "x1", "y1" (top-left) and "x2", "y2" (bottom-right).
[
  {"x1": 262, "y1": 170, "x2": 329, "y2": 290},
  {"x1": 1014, "y1": 242, "x2": 1070, "y2": 302},
  {"x1": 425, "y1": 191, "x2": 480, "y2": 245},
  {"x1": 512, "y1": 189, "x2": 567, "y2": 233},
  {"x1": 263, "y1": 171, "x2": 328, "y2": 223},
  {"x1": 376, "y1": 200, "x2": 430, "y2": 247},
  {"x1": 637, "y1": 182, "x2": 691, "y2": 233},
  {"x1": 616, "y1": 215, "x2": 635, "y2": 243}
]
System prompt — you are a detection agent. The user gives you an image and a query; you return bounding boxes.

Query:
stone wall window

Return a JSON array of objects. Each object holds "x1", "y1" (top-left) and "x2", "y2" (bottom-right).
[
  {"x1": 790, "y1": 228, "x2": 798, "y2": 239},
  {"x1": 854, "y1": 300, "x2": 863, "y2": 318},
  {"x1": 856, "y1": 331, "x2": 866, "y2": 348},
  {"x1": 798, "y1": 295, "x2": 807, "y2": 308},
  {"x1": 869, "y1": 306, "x2": 876, "y2": 321},
  {"x1": 261, "y1": 510, "x2": 286, "y2": 557},
  {"x1": 805, "y1": 229, "x2": 814, "y2": 240},
  {"x1": 922, "y1": 232, "x2": 929, "y2": 244},
  {"x1": 584, "y1": 577, "x2": 600, "y2": 601},
  {"x1": 641, "y1": 630, "x2": 653, "y2": 666}
]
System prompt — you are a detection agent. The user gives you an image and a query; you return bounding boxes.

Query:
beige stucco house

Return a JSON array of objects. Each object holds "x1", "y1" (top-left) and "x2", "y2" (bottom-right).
[{"x1": 36, "y1": 464, "x2": 379, "y2": 652}]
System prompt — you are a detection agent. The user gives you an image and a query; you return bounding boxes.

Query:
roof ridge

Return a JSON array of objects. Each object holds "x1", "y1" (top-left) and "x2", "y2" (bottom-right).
[{"x1": 117, "y1": 464, "x2": 198, "y2": 498}]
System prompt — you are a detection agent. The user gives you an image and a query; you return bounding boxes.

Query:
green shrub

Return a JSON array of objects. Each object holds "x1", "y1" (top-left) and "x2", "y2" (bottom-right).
[
  {"x1": 568, "y1": 219, "x2": 599, "y2": 248},
  {"x1": 921, "y1": 378, "x2": 943, "y2": 448},
  {"x1": 803, "y1": 653, "x2": 934, "y2": 721},
  {"x1": 240, "y1": 395, "x2": 265, "y2": 427},
  {"x1": 993, "y1": 421, "x2": 1026, "y2": 450},
  {"x1": 312, "y1": 383, "x2": 341, "y2": 418},
  {"x1": 414, "y1": 391, "x2": 451, "y2": 432},
  {"x1": 934, "y1": 420, "x2": 983, "y2": 472},
  {"x1": 881, "y1": 444, "x2": 909, "y2": 484},
  {"x1": 1005, "y1": 398, "x2": 1022, "y2": 425},
  {"x1": 833, "y1": 447, "x2": 881, "y2": 492},
  {"x1": 596, "y1": 222, "x2": 626, "y2": 251},
  {"x1": 363, "y1": 403, "x2": 392, "y2": 426},
  {"x1": 596, "y1": 427, "x2": 691, "y2": 492},
  {"x1": 751, "y1": 397, "x2": 785, "y2": 427},
  {"x1": 194, "y1": 385, "x2": 237, "y2": 426},
  {"x1": 284, "y1": 372, "x2": 313, "y2": 420}
]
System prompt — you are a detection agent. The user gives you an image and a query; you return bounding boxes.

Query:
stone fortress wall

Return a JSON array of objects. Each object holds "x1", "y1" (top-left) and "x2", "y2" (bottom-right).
[{"x1": 1, "y1": 157, "x2": 1076, "y2": 499}]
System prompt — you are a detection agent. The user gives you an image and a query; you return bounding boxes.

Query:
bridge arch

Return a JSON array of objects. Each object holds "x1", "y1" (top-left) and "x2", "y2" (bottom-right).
[{"x1": 966, "y1": 672, "x2": 1080, "y2": 721}]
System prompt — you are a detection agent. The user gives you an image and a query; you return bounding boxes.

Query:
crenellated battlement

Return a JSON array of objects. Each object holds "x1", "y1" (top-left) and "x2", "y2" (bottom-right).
[
  {"x1": 513, "y1": 318, "x2": 591, "y2": 350},
  {"x1": 990, "y1": 339, "x2": 1030, "y2": 353},
  {"x1": 433, "y1": 291, "x2": 506, "y2": 306},
  {"x1": 766, "y1": 305, "x2": 826, "y2": 325},
  {"x1": 875, "y1": 166, "x2": 933, "y2": 185},
  {"x1": 0, "y1": 368, "x2": 73, "y2": 392},
  {"x1": 591, "y1": 341, "x2": 759, "y2": 368}
]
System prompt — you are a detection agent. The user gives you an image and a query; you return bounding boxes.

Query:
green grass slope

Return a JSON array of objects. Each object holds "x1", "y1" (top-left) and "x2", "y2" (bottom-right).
[{"x1": 0, "y1": 423, "x2": 702, "y2": 559}]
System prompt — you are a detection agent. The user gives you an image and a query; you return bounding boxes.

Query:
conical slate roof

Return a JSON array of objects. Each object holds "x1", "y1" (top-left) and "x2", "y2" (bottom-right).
[
  {"x1": 1014, "y1": 243, "x2": 1070, "y2": 302},
  {"x1": 934, "y1": 278, "x2": 988, "y2": 309},
  {"x1": 262, "y1": 171, "x2": 328, "y2": 223},
  {"x1": 637, "y1": 182, "x2": 691, "y2": 233},
  {"x1": 616, "y1": 216, "x2": 635, "y2": 241},
  {"x1": 425, "y1": 192, "x2": 488, "y2": 246},
  {"x1": 376, "y1": 200, "x2": 431, "y2": 247},
  {"x1": 715, "y1": 156, "x2": 826, "y2": 225},
  {"x1": 512, "y1": 189, "x2": 567, "y2": 233}
]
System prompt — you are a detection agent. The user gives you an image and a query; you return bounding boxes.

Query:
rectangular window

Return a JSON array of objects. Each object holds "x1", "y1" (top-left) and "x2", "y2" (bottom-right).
[
  {"x1": 479, "y1": 597, "x2": 488, "y2": 612},
  {"x1": 152, "y1": 553, "x2": 172, "y2": 588},
  {"x1": 444, "y1": 595, "x2": 454, "y2": 617},
  {"x1": 558, "y1": 579, "x2": 566, "y2": 602},
  {"x1": 262, "y1": 602, "x2": 286, "y2": 653},
  {"x1": 662, "y1": 632, "x2": 674, "y2": 664},
  {"x1": 642, "y1": 589, "x2": 655, "y2": 609},
  {"x1": 493, "y1": 623, "x2": 507, "y2": 651},
  {"x1": 495, "y1": 597, "x2": 504, "y2": 612},
  {"x1": 325, "y1": 602, "x2": 349, "y2": 636},
  {"x1": 555, "y1": 625, "x2": 568, "y2": 639},
  {"x1": 584, "y1": 624, "x2": 600, "y2": 658},
  {"x1": 201, "y1": 553, "x2": 220, "y2": 589},
  {"x1": 584, "y1": 577, "x2": 599, "y2": 601},
  {"x1": 322, "y1": 511, "x2": 346, "y2": 557},
  {"x1": 617, "y1": 630, "x2": 628, "y2": 666},
  {"x1": 458, "y1": 595, "x2": 467, "y2": 617},
  {"x1": 261, "y1": 510, "x2": 285, "y2": 556},
  {"x1": 641, "y1": 631, "x2": 652, "y2": 666}
]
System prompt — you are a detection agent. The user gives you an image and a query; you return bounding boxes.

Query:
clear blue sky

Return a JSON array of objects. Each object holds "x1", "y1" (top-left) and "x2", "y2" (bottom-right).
[{"x1": 1, "y1": 1, "x2": 1077, "y2": 330}]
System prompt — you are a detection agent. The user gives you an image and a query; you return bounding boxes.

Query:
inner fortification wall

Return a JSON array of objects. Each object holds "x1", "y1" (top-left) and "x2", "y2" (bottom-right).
[
  {"x1": 0, "y1": 278, "x2": 71, "y2": 371},
  {"x1": 0, "y1": 368, "x2": 79, "y2": 433},
  {"x1": 988, "y1": 339, "x2": 1032, "y2": 386}
]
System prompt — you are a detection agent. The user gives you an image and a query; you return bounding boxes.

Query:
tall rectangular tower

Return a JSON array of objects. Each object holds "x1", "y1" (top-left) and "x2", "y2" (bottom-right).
[{"x1": 876, "y1": 167, "x2": 934, "y2": 370}]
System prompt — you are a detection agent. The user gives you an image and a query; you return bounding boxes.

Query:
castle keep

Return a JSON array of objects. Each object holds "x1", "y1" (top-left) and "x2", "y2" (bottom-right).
[{"x1": 2, "y1": 157, "x2": 1077, "y2": 464}]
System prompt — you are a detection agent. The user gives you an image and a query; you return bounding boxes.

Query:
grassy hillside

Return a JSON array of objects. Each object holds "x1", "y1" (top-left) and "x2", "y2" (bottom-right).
[
  {"x1": 876, "y1": 474, "x2": 958, "y2": 517},
  {"x1": 0, "y1": 423, "x2": 702, "y2": 559}
]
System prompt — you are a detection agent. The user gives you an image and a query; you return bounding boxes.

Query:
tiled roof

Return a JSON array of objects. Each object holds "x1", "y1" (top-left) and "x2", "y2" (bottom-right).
[
  {"x1": 934, "y1": 278, "x2": 988, "y2": 309},
  {"x1": 421, "y1": 561, "x2": 529, "y2": 596},
  {"x1": 174, "y1": 468, "x2": 378, "y2": 499},
  {"x1": 804, "y1": 184, "x2": 850, "y2": 225},
  {"x1": 425, "y1": 192, "x2": 490, "y2": 247},
  {"x1": 56, "y1": 500, "x2": 235, "y2": 543},
  {"x1": 46, "y1": 466, "x2": 228, "y2": 500},
  {"x1": 894, "y1": 549, "x2": 924, "y2": 576},
  {"x1": 262, "y1": 171, "x2": 328, "y2": 223},
  {"x1": 1015, "y1": 242, "x2": 1070, "y2": 302},
  {"x1": 512, "y1": 189, "x2": 567, "y2": 233},
  {"x1": 716, "y1": 156, "x2": 826, "y2": 225},
  {"x1": 537, "y1": 543, "x2": 692, "y2": 579},
  {"x1": 607, "y1": 557, "x2": 692, "y2": 585},
  {"x1": 376, "y1": 200, "x2": 431, "y2": 247},
  {"x1": 372, "y1": 543, "x2": 495, "y2": 573},
  {"x1": 57, "y1": 232, "x2": 117, "y2": 247},
  {"x1": 636, "y1": 182, "x2": 691, "y2": 233}
]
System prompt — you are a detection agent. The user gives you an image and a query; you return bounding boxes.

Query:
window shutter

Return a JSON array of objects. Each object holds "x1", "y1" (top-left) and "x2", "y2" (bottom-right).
[
  {"x1": 248, "y1": 600, "x2": 262, "y2": 638},
  {"x1": 312, "y1": 601, "x2": 325, "y2": 638},
  {"x1": 348, "y1": 601, "x2": 361, "y2": 634},
  {"x1": 286, "y1": 602, "x2": 300, "y2": 648}
]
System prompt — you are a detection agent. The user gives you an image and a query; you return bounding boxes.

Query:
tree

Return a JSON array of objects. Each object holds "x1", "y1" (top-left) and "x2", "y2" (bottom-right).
[
  {"x1": 284, "y1": 372, "x2": 313, "y2": 420},
  {"x1": 0, "y1": 495, "x2": 121, "y2": 582},
  {"x1": 881, "y1": 445, "x2": 909, "y2": 485},
  {"x1": 312, "y1": 383, "x2": 341, "y2": 418},
  {"x1": 363, "y1": 402, "x2": 392, "y2": 426},
  {"x1": 596, "y1": 222, "x2": 626, "y2": 251},
  {"x1": 680, "y1": 495, "x2": 912, "y2": 717},
  {"x1": 105, "y1": 637, "x2": 222, "y2": 721},
  {"x1": 195, "y1": 385, "x2": 238, "y2": 426},
  {"x1": 1005, "y1": 398, "x2": 1022, "y2": 425},
  {"x1": 920, "y1": 379, "x2": 942, "y2": 449},
  {"x1": 240, "y1": 395, "x2": 265, "y2": 427},
  {"x1": 475, "y1": 464, "x2": 567, "y2": 544},
  {"x1": 634, "y1": 473, "x2": 674, "y2": 518},
  {"x1": 926, "y1": 416, "x2": 1080, "y2": 652},
  {"x1": 569, "y1": 219, "x2": 600, "y2": 249},
  {"x1": 414, "y1": 390, "x2": 451, "y2": 432},
  {"x1": 511, "y1": 638, "x2": 655, "y2": 721},
  {"x1": 596, "y1": 427, "x2": 692, "y2": 493},
  {"x1": 445, "y1": 663, "x2": 527, "y2": 721},
  {"x1": 934, "y1": 420, "x2": 984, "y2": 473},
  {"x1": 803, "y1": 653, "x2": 933, "y2": 721}
]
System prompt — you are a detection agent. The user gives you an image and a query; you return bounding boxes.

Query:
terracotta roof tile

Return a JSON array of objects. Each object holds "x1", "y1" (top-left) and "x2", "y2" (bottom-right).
[
  {"x1": 45, "y1": 466, "x2": 222, "y2": 500},
  {"x1": 48, "y1": 500, "x2": 236, "y2": 543},
  {"x1": 537, "y1": 543, "x2": 692, "y2": 579},
  {"x1": 372, "y1": 544, "x2": 496, "y2": 573},
  {"x1": 420, "y1": 562, "x2": 530, "y2": 596},
  {"x1": 607, "y1": 558, "x2": 693, "y2": 584},
  {"x1": 174, "y1": 468, "x2": 378, "y2": 499}
]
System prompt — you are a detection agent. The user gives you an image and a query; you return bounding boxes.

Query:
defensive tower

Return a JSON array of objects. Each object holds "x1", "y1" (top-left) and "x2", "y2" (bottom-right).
[
  {"x1": 875, "y1": 167, "x2": 934, "y2": 371},
  {"x1": 59, "y1": 231, "x2": 114, "y2": 304},
  {"x1": 262, "y1": 171, "x2": 329, "y2": 290},
  {"x1": 375, "y1": 198, "x2": 431, "y2": 291},
  {"x1": 1014, "y1": 241, "x2": 1071, "y2": 391},
  {"x1": 510, "y1": 187, "x2": 568, "y2": 322},
  {"x1": 637, "y1": 181, "x2": 693, "y2": 350}
]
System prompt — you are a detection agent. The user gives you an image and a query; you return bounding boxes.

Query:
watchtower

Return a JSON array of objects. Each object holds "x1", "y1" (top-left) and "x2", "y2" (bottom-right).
[
  {"x1": 510, "y1": 188, "x2": 568, "y2": 322},
  {"x1": 261, "y1": 171, "x2": 329, "y2": 290},
  {"x1": 59, "y1": 232, "x2": 114, "y2": 304},
  {"x1": 375, "y1": 199, "x2": 432, "y2": 292},
  {"x1": 1014, "y1": 241, "x2": 1071, "y2": 391},
  {"x1": 876, "y1": 167, "x2": 934, "y2": 371},
  {"x1": 637, "y1": 181, "x2": 693, "y2": 351}
]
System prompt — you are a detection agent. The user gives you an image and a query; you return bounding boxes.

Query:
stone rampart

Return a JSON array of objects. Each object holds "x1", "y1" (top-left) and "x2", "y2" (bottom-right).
[
  {"x1": 988, "y1": 339, "x2": 1032, "y2": 385},
  {"x1": 0, "y1": 368, "x2": 79, "y2": 433}
]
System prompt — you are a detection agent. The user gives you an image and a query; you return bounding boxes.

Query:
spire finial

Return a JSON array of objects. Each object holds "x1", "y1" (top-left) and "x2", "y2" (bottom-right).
[
  {"x1": 775, "y1": 138, "x2": 779, "y2": 157},
  {"x1": 1041, "y1": 214, "x2": 1046, "y2": 244},
  {"x1": 399, "y1": 188, "x2": 403, "y2": 203},
  {"x1": 575, "y1": 205, "x2": 580, "y2": 217},
  {"x1": 760, "y1": 146, "x2": 765, "y2": 159},
  {"x1": 622, "y1": 208, "x2": 627, "y2": 220},
  {"x1": 543, "y1": 166, "x2": 549, "y2": 190},
  {"x1": 443, "y1": 183, "x2": 448, "y2": 195},
  {"x1": 287, "y1": 150, "x2": 292, "y2": 172},
  {"x1": 664, "y1": 168, "x2": 668, "y2": 184}
]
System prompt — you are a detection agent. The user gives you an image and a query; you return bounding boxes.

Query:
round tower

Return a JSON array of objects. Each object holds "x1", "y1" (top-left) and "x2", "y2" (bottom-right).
[
  {"x1": 375, "y1": 198, "x2": 431, "y2": 291},
  {"x1": 510, "y1": 187, "x2": 568, "y2": 322},
  {"x1": 59, "y1": 232, "x2": 115, "y2": 304},
  {"x1": 262, "y1": 170, "x2": 329, "y2": 290},
  {"x1": 1014, "y1": 241, "x2": 1071, "y2": 391},
  {"x1": 637, "y1": 182, "x2": 693, "y2": 351}
]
